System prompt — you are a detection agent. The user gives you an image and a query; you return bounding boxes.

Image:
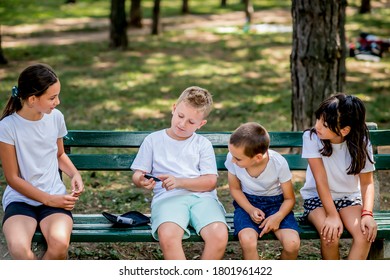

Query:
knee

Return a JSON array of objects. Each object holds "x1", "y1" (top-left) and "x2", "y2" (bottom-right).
[
  {"x1": 282, "y1": 237, "x2": 300, "y2": 255},
  {"x1": 157, "y1": 224, "x2": 183, "y2": 247},
  {"x1": 352, "y1": 232, "x2": 371, "y2": 247},
  {"x1": 238, "y1": 230, "x2": 258, "y2": 250},
  {"x1": 203, "y1": 223, "x2": 228, "y2": 248},
  {"x1": 45, "y1": 236, "x2": 70, "y2": 259},
  {"x1": 7, "y1": 240, "x2": 34, "y2": 260},
  {"x1": 321, "y1": 238, "x2": 340, "y2": 250}
]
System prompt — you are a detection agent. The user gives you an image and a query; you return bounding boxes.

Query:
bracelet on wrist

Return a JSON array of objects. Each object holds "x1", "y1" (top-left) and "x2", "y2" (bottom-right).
[{"x1": 361, "y1": 212, "x2": 374, "y2": 218}]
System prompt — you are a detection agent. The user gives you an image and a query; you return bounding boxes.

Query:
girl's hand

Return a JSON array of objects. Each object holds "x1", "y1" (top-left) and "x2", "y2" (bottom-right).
[
  {"x1": 45, "y1": 194, "x2": 78, "y2": 210},
  {"x1": 71, "y1": 173, "x2": 84, "y2": 197},
  {"x1": 158, "y1": 174, "x2": 178, "y2": 191},
  {"x1": 361, "y1": 215, "x2": 377, "y2": 242},
  {"x1": 321, "y1": 215, "x2": 343, "y2": 243}
]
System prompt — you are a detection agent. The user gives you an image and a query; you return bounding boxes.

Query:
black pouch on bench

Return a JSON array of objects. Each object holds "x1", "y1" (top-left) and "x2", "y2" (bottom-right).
[{"x1": 102, "y1": 211, "x2": 150, "y2": 228}]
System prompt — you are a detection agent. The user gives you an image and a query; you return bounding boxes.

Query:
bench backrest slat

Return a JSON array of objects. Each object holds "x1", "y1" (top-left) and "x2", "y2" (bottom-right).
[{"x1": 64, "y1": 129, "x2": 388, "y2": 172}]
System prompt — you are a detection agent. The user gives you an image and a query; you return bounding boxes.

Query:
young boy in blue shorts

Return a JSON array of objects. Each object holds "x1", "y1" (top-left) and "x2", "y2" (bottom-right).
[
  {"x1": 225, "y1": 122, "x2": 300, "y2": 259},
  {"x1": 131, "y1": 86, "x2": 228, "y2": 260}
]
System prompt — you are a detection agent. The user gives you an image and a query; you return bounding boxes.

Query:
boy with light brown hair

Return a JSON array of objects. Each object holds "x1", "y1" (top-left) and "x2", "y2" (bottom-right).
[{"x1": 131, "y1": 86, "x2": 228, "y2": 259}]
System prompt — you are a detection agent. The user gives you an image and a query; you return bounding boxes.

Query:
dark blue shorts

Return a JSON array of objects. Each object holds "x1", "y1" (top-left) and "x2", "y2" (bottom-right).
[
  {"x1": 233, "y1": 193, "x2": 300, "y2": 236},
  {"x1": 2, "y1": 201, "x2": 73, "y2": 226}
]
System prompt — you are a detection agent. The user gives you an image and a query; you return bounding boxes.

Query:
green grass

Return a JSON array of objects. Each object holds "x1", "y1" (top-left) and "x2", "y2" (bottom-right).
[{"x1": 0, "y1": 0, "x2": 292, "y2": 26}]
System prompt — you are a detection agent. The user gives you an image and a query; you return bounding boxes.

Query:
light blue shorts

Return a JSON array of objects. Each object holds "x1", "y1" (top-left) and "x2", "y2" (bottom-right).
[{"x1": 151, "y1": 194, "x2": 228, "y2": 240}]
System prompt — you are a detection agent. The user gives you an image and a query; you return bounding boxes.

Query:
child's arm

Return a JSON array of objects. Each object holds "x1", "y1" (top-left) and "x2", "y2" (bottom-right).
[
  {"x1": 227, "y1": 171, "x2": 265, "y2": 223},
  {"x1": 0, "y1": 142, "x2": 78, "y2": 210},
  {"x1": 57, "y1": 138, "x2": 84, "y2": 197},
  {"x1": 158, "y1": 174, "x2": 217, "y2": 192},
  {"x1": 359, "y1": 171, "x2": 377, "y2": 242},
  {"x1": 308, "y1": 157, "x2": 343, "y2": 242},
  {"x1": 259, "y1": 179, "x2": 295, "y2": 237}
]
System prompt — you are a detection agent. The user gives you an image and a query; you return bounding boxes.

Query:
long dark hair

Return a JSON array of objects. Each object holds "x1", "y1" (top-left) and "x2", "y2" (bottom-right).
[
  {"x1": 310, "y1": 93, "x2": 373, "y2": 175},
  {"x1": 1, "y1": 63, "x2": 58, "y2": 120}
]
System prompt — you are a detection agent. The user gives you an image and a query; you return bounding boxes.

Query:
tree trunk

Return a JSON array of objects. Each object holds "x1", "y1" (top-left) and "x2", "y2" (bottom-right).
[
  {"x1": 182, "y1": 0, "x2": 190, "y2": 14},
  {"x1": 109, "y1": 0, "x2": 128, "y2": 49},
  {"x1": 243, "y1": 0, "x2": 254, "y2": 23},
  {"x1": 359, "y1": 0, "x2": 371, "y2": 14},
  {"x1": 291, "y1": 0, "x2": 347, "y2": 131},
  {"x1": 129, "y1": 0, "x2": 143, "y2": 28},
  {"x1": 221, "y1": 0, "x2": 227, "y2": 7},
  {"x1": 151, "y1": 0, "x2": 161, "y2": 35},
  {"x1": 0, "y1": 27, "x2": 8, "y2": 65}
]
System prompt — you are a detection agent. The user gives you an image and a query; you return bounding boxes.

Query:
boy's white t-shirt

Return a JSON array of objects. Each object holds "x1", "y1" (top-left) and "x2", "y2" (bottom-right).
[
  {"x1": 0, "y1": 109, "x2": 68, "y2": 210},
  {"x1": 131, "y1": 129, "x2": 219, "y2": 206},
  {"x1": 300, "y1": 130, "x2": 375, "y2": 200},
  {"x1": 224, "y1": 149, "x2": 292, "y2": 196}
]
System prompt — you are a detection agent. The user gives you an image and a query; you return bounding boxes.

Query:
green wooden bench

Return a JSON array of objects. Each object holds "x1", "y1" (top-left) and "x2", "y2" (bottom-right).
[{"x1": 32, "y1": 125, "x2": 390, "y2": 259}]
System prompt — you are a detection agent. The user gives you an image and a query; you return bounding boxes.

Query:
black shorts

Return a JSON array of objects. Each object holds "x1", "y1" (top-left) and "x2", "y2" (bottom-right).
[{"x1": 2, "y1": 202, "x2": 73, "y2": 226}]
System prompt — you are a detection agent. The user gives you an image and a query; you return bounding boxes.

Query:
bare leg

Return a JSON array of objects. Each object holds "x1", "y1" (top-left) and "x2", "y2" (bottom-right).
[
  {"x1": 339, "y1": 205, "x2": 372, "y2": 260},
  {"x1": 2, "y1": 215, "x2": 38, "y2": 260},
  {"x1": 158, "y1": 222, "x2": 186, "y2": 260},
  {"x1": 308, "y1": 207, "x2": 340, "y2": 260},
  {"x1": 40, "y1": 213, "x2": 73, "y2": 260},
  {"x1": 237, "y1": 228, "x2": 259, "y2": 260},
  {"x1": 200, "y1": 222, "x2": 228, "y2": 260},
  {"x1": 274, "y1": 228, "x2": 300, "y2": 260}
]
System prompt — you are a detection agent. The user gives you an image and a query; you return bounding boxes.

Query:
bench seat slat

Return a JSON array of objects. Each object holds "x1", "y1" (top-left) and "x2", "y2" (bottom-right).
[{"x1": 32, "y1": 212, "x2": 390, "y2": 244}]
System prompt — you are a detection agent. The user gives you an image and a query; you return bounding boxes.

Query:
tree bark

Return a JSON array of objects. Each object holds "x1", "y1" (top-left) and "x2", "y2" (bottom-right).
[
  {"x1": 0, "y1": 27, "x2": 8, "y2": 65},
  {"x1": 151, "y1": 0, "x2": 161, "y2": 35},
  {"x1": 359, "y1": 0, "x2": 371, "y2": 14},
  {"x1": 109, "y1": 0, "x2": 128, "y2": 49},
  {"x1": 182, "y1": 0, "x2": 190, "y2": 14},
  {"x1": 291, "y1": 0, "x2": 347, "y2": 131},
  {"x1": 129, "y1": 0, "x2": 143, "y2": 28},
  {"x1": 221, "y1": 0, "x2": 227, "y2": 7}
]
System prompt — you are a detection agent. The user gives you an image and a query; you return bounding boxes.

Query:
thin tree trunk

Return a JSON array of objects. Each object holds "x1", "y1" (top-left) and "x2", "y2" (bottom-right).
[
  {"x1": 182, "y1": 0, "x2": 190, "y2": 14},
  {"x1": 291, "y1": 0, "x2": 347, "y2": 131},
  {"x1": 221, "y1": 0, "x2": 227, "y2": 7},
  {"x1": 0, "y1": 26, "x2": 8, "y2": 65},
  {"x1": 151, "y1": 0, "x2": 161, "y2": 35},
  {"x1": 109, "y1": 0, "x2": 128, "y2": 49},
  {"x1": 359, "y1": 0, "x2": 371, "y2": 14},
  {"x1": 129, "y1": 0, "x2": 143, "y2": 28}
]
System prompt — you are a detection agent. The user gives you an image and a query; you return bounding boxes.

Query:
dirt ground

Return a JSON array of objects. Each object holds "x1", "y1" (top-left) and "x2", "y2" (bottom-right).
[{"x1": 1, "y1": 9, "x2": 390, "y2": 260}]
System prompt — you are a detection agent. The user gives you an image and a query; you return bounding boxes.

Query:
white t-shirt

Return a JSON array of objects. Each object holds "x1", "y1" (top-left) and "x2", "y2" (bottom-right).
[
  {"x1": 224, "y1": 149, "x2": 292, "y2": 196},
  {"x1": 300, "y1": 130, "x2": 375, "y2": 200},
  {"x1": 131, "y1": 129, "x2": 219, "y2": 206},
  {"x1": 0, "y1": 109, "x2": 68, "y2": 210}
]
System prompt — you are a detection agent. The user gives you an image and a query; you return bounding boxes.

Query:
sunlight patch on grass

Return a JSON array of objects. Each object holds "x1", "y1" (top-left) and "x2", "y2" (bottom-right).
[
  {"x1": 131, "y1": 107, "x2": 165, "y2": 119},
  {"x1": 253, "y1": 95, "x2": 277, "y2": 104},
  {"x1": 92, "y1": 61, "x2": 117, "y2": 70},
  {"x1": 68, "y1": 77, "x2": 101, "y2": 88},
  {"x1": 102, "y1": 100, "x2": 122, "y2": 112},
  {"x1": 154, "y1": 98, "x2": 174, "y2": 107}
]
